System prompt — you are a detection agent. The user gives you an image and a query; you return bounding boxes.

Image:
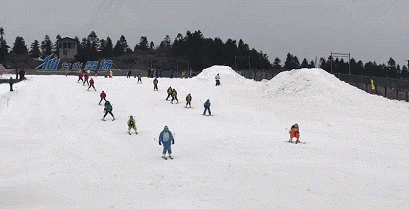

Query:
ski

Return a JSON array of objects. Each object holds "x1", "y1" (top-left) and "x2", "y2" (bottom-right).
[
  {"x1": 286, "y1": 141, "x2": 305, "y2": 144},
  {"x1": 169, "y1": 156, "x2": 173, "y2": 159},
  {"x1": 162, "y1": 156, "x2": 167, "y2": 160}
]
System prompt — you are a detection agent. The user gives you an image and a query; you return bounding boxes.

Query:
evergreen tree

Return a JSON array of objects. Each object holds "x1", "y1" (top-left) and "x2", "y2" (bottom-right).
[
  {"x1": 54, "y1": 34, "x2": 61, "y2": 57},
  {"x1": 113, "y1": 40, "x2": 123, "y2": 57},
  {"x1": 41, "y1": 35, "x2": 53, "y2": 59},
  {"x1": 139, "y1": 36, "x2": 148, "y2": 51},
  {"x1": 29, "y1": 40, "x2": 41, "y2": 58},
  {"x1": 309, "y1": 60, "x2": 315, "y2": 68},
  {"x1": 173, "y1": 33, "x2": 185, "y2": 57},
  {"x1": 159, "y1": 35, "x2": 171, "y2": 48},
  {"x1": 273, "y1": 57, "x2": 281, "y2": 69},
  {"x1": 99, "y1": 38, "x2": 106, "y2": 55},
  {"x1": 100, "y1": 37, "x2": 113, "y2": 57},
  {"x1": 284, "y1": 53, "x2": 300, "y2": 70},
  {"x1": 401, "y1": 65, "x2": 408, "y2": 78},
  {"x1": 87, "y1": 31, "x2": 99, "y2": 59},
  {"x1": 11, "y1": 36, "x2": 28, "y2": 54},
  {"x1": 149, "y1": 41, "x2": 154, "y2": 50},
  {"x1": 301, "y1": 58, "x2": 309, "y2": 68},
  {"x1": 120, "y1": 35, "x2": 130, "y2": 53},
  {"x1": 0, "y1": 27, "x2": 10, "y2": 63}
]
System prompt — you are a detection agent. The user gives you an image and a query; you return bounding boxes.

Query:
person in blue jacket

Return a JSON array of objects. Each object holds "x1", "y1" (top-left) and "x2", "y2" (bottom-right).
[
  {"x1": 9, "y1": 77, "x2": 14, "y2": 91},
  {"x1": 158, "y1": 126, "x2": 175, "y2": 159},
  {"x1": 203, "y1": 99, "x2": 211, "y2": 115}
]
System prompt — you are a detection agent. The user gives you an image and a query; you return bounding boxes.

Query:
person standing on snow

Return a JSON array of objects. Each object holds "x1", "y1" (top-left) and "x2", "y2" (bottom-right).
[
  {"x1": 9, "y1": 77, "x2": 14, "y2": 91},
  {"x1": 137, "y1": 72, "x2": 142, "y2": 84},
  {"x1": 99, "y1": 91, "x2": 107, "y2": 105},
  {"x1": 289, "y1": 124, "x2": 300, "y2": 143},
  {"x1": 103, "y1": 101, "x2": 115, "y2": 121},
  {"x1": 127, "y1": 70, "x2": 132, "y2": 78},
  {"x1": 83, "y1": 72, "x2": 89, "y2": 86},
  {"x1": 185, "y1": 93, "x2": 192, "y2": 108},
  {"x1": 88, "y1": 78, "x2": 96, "y2": 91},
  {"x1": 127, "y1": 116, "x2": 137, "y2": 135},
  {"x1": 215, "y1": 73, "x2": 220, "y2": 86},
  {"x1": 171, "y1": 89, "x2": 178, "y2": 104},
  {"x1": 166, "y1": 86, "x2": 173, "y2": 100},
  {"x1": 203, "y1": 99, "x2": 211, "y2": 115},
  {"x1": 153, "y1": 77, "x2": 159, "y2": 91},
  {"x1": 170, "y1": 69, "x2": 174, "y2": 78},
  {"x1": 78, "y1": 70, "x2": 84, "y2": 83},
  {"x1": 158, "y1": 125, "x2": 175, "y2": 159}
]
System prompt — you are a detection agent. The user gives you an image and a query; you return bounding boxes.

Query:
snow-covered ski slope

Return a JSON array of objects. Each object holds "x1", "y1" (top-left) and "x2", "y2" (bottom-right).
[{"x1": 1, "y1": 66, "x2": 408, "y2": 208}]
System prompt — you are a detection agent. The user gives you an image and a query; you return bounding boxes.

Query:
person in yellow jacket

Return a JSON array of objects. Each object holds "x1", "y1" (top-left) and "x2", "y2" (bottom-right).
[
  {"x1": 127, "y1": 116, "x2": 137, "y2": 135},
  {"x1": 371, "y1": 79, "x2": 375, "y2": 93}
]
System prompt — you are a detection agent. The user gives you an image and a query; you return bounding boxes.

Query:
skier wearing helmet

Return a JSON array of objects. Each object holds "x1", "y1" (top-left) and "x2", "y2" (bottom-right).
[
  {"x1": 127, "y1": 116, "x2": 137, "y2": 135},
  {"x1": 289, "y1": 124, "x2": 300, "y2": 143},
  {"x1": 158, "y1": 126, "x2": 175, "y2": 159}
]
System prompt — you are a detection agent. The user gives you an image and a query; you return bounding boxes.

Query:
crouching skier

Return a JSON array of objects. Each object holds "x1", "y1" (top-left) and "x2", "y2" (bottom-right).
[
  {"x1": 289, "y1": 123, "x2": 300, "y2": 143},
  {"x1": 158, "y1": 126, "x2": 174, "y2": 159},
  {"x1": 127, "y1": 116, "x2": 138, "y2": 135}
]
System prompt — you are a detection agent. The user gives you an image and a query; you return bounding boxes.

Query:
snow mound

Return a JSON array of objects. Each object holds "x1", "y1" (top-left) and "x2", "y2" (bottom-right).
[
  {"x1": 195, "y1": 65, "x2": 247, "y2": 83},
  {"x1": 262, "y1": 68, "x2": 363, "y2": 102}
]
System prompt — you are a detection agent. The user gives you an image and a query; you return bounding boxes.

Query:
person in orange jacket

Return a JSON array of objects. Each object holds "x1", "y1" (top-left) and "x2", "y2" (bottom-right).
[{"x1": 289, "y1": 124, "x2": 300, "y2": 143}]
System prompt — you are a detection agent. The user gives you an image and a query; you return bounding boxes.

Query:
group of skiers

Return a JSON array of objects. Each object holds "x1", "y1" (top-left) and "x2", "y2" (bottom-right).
[
  {"x1": 77, "y1": 70, "x2": 96, "y2": 91},
  {"x1": 82, "y1": 70, "x2": 300, "y2": 160}
]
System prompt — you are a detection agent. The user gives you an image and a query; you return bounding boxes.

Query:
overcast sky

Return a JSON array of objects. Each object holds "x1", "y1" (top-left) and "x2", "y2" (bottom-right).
[{"x1": 1, "y1": 0, "x2": 409, "y2": 67}]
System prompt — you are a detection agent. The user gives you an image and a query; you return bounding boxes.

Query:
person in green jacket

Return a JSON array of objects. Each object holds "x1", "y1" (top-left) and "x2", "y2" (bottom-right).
[{"x1": 127, "y1": 115, "x2": 137, "y2": 135}]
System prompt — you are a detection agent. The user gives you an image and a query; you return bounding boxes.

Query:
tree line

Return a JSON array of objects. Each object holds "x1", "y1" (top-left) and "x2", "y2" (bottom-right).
[{"x1": 0, "y1": 26, "x2": 407, "y2": 79}]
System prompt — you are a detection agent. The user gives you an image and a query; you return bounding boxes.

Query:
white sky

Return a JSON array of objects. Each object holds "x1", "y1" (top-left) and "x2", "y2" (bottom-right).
[
  {"x1": 1, "y1": 0, "x2": 409, "y2": 66},
  {"x1": 1, "y1": 66, "x2": 409, "y2": 207}
]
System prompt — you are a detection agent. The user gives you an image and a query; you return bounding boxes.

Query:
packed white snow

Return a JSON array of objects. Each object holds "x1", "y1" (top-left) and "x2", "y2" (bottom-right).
[{"x1": 1, "y1": 66, "x2": 408, "y2": 208}]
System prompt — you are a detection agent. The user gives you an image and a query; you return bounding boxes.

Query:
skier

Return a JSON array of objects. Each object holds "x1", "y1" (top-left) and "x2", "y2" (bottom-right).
[
  {"x1": 78, "y1": 70, "x2": 84, "y2": 83},
  {"x1": 9, "y1": 77, "x2": 14, "y2": 91},
  {"x1": 137, "y1": 72, "x2": 142, "y2": 84},
  {"x1": 215, "y1": 73, "x2": 220, "y2": 86},
  {"x1": 153, "y1": 77, "x2": 158, "y2": 91},
  {"x1": 103, "y1": 101, "x2": 115, "y2": 121},
  {"x1": 203, "y1": 99, "x2": 211, "y2": 115},
  {"x1": 134, "y1": 70, "x2": 137, "y2": 78},
  {"x1": 88, "y1": 78, "x2": 96, "y2": 91},
  {"x1": 127, "y1": 116, "x2": 138, "y2": 135},
  {"x1": 171, "y1": 89, "x2": 178, "y2": 104},
  {"x1": 158, "y1": 125, "x2": 175, "y2": 159},
  {"x1": 289, "y1": 124, "x2": 300, "y2": 143},
  {"x1": 166, "y1": 86, "x2": 173, "y2": 100},
  {"x1": 170, "y1": 69, "x2": 174, "y2": 78},
  {"x1": 83, "y1": 73, "x2": 89, "y2": 86},
  {"x1": 185, "y1": 93, "x2": 192, "y2": 108},
  {"x1": 127, "y1": 70, "x2": 132, "y2": 78},
  {"x1": 99, "y1": 91, "x2": 107, "y2": 105}
]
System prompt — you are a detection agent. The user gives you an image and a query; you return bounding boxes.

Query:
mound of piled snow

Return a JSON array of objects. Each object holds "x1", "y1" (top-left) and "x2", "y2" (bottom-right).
[
  {"x1": 262, "y1": 68, "x2": 363, "y2": 102},
  {"x1": 195, "y1": 65, "x2": 247, "y2": 84}
]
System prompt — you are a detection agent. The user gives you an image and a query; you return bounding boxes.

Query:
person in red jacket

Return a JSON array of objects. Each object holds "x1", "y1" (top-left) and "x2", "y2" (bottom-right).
[
  {"x1": 289, "y1": 124, "x2": 300, "y2": 143},
  {"x1": 83, "y1": 73, "x2": 89, "y2": 86},
  {"x1": 78, "y1": 70, "x2": 84, "y2": 83},
  {"x1": 88, "y1": 78, "x2": 96, "y2": 91},
  {"x1": 99, "y1": 91, "x2": 107, "y2": 105}
]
